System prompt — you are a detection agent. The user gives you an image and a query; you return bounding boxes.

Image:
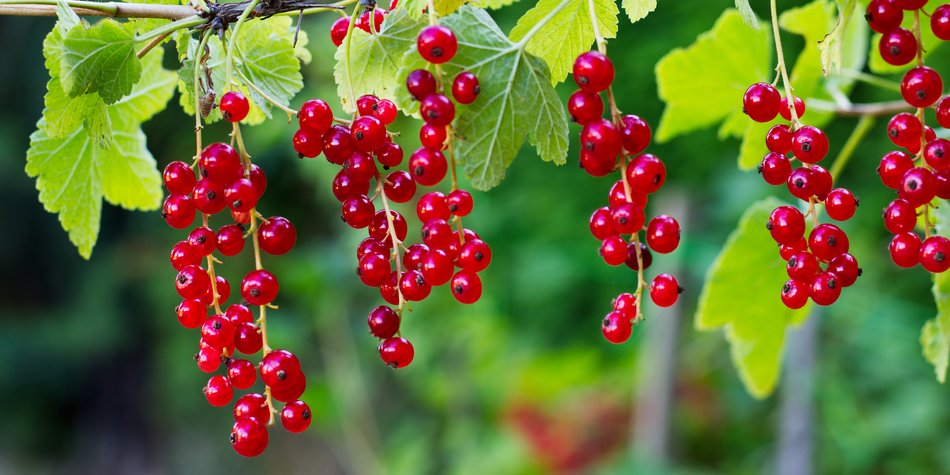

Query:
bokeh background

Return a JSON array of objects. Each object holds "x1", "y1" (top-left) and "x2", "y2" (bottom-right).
[{"x1": 2, "y1": 0, "x2": 950, "y2": 473}]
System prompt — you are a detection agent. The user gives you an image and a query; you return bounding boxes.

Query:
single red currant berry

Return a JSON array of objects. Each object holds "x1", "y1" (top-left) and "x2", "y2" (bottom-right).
[
  {"x1": 610, "y1": 203, "x2": 645, "y2": 234},
  {"x1": 420, "y1": 124, "x2": 447, "y2": 150},
  {"x1": 933, "y1": 4, "x2": 950, "y2": 39},
  {"x1": 451, "y1": 270, "x2": 482, "y2": 304},
  {"x1": 417, "y1": 191, "x2": 449, "y2": 221},
  {"x1": 779, "y1": 96, "x2": 805, "y2": 121},
  {"x1": 406, "y1": 69, "x2": 437, "y2": 100},
  {"x1": 356, "y1": 94, "x2": 379, "y2": 117},
  {"x1": 216, "y1": 224, "x2": 245, "y2": 257},
  {"x1": 192, "y1": 178, "x2": 227, "y2": 215},
  {"x1": 234, "y1": 393, "x2": 270, "y2": 423},
  {"x1": 357, "y1": 253, "x2": 391, "y2": 287},
  {"x1": 627, "y1": 154, "x2": 667, "y2": 194},
  {"x1": 231, "y1": 418, "x2": 269, "y2": 457},
  {"x1": 220, "y1": 91, "x2": 250, "y2": 122},
  {"x1": 878, "y1": 150, "x2": 915, "y2": 189},
  {"x1": 384, "y1": 170, "x2": 417, "y2": 203},
  {"x1": 421, "y1": 218, "x2": 453, "y2": 249},
  {"x1": 370, "y1": 210, "x2": 409, "y2": 246},
  {"x1": 293, "y1": 128, "x2": 323, "y2": 158},
  {"x1": 446, "y1": 189, "x2": 474, "y2": 217},
  {"x1": 581, "y1": 119, "x2": 621, "y2": 160},
  {"x1": 241, "y1": 269, "x2": 279, "y2": 306},
  {"x1": 258, "y1": 216, "x2": 296, "y2": 255},
  {"x1": 417, "y1": 25, "x2": 457, "y2": 64},
  {"x1": 375, "y1": 142, "x2": 404, "y2": 168},
  {"x1": 420, "y1": 94, "x2": 455, "y2": 127},
  {"x1": 163, "y1": 194, "x2": 196, "y2": 229},
  {"x1": 358, "y1": 238, "x2": 389, "y2": 261},
  {"x1": 368, "y1": 306, "x2": 400, "y2": 339},
  {"x1": 921, "y1": 236, "x2": 950, "y2": 273},
  {"x1": 224, "y1": 178, "x2": 259, "y2": 213},
  {"x1": 403, "y1": 243, "x2": 429, "y2": 271},
  {"x1": 650, "y1": 274, "x2": 681, "y2": 307},
  {"x1": 573, "y1": 51, "x2": 614, "y2": 93},
  {"x1": 893, "y1": 0, "x2": 928, "y2": 10},
  {"x1": 399, "y1": 270, "x2": 432, "y2": 301},
  {"x1": 355, "y1": 8, "x2": 384, "y2": 33},
  {"x1": 350, "y1": 116, "x2": 387, "y2": 153},
  {"x1": 866, "y1": 0, "x2": 904, "y2": 33},
  {"x1": 625, "y1": 241, "x2": 653, "y2": 271},
  {"x1": 452, "y1": 72, "x2": 480, "y2": 104},
  {"x1": 810, "y1": 272, "x2": 841, "y2": 306},
  {"x1": 824, "y1": 188, "x2": 857, "y2": 221},
  {"x1": 260, "y1": 349, "x2": 302, "y2": 389},
  {"x1": 320, "y1": 126, "x2": 352, "y2": 165},
  {"x1": 580, "y1": 149, "x2": 616, "y2": 177},
  {"x1": 613, "y1": 293, "x2": 638, "y2": 319},
  {"x1": 779, "y1": 237, "x2": 807, "y2": 261},
  {"x1": 890, "y1": 232, "x2": 922, "y2": 268},
  {"x1": 409, "y1": 148, "x2": 448, "y2": 186},
  {"x1": 342, "y1": 147, "x2": 380, "y2": 182},
  {"x1": 600, "y1": 235, "x2": 628, "y2": 266},
  {"x1": 884, "y1": 198, "x2": 917, "y2": 234},
  {"x1": 234, "y1": 322, "x2": 263, "y2": 355},
  {"x1": 341, "y1": 195, "x2": 375, "y2": 228},
  {"x1": 901, "y1": 66, "x2": 943, "y2": 108},
  {"x1": 200, "y1": 142, "x2": 242, "y2": 182},
  {"x1": 421, "y1": 248, "x2": 453, "y2": 285},
  {"x1": 767, "y1": 206, "x2": 806, "y2": 245},
  {"x1": 925, "y1": 138, "x2": 950, "y2": 171},
  {"x1": 269, "y1": 372, "x2": 307, "y2": 404},
  {"x1": 589, "y1": 207, "x2": 616, "y2": 240},
  {"x1": 792, "y1": 126, "x2": 829, "y2": 163},
  {"x1": 787, "y1": 167, "x2": 815, "y2": 201},
  {"x1": 176, "y1": 264, "x2": 211, "y2": 299},
  {"x1": 204, "y1": 375, "x2": 234, "y2": 407},
  {"x1": 742, "y1": 82, "x2": 781, "y2": 122},
  {"x1": 937, "y1": 97, "x2": 950, "y2": 129},
  {"x1": 781, "y1": 279, "x2": 809, "y2": 309},
  {"x1": 646, "y1": 215, "x2": 680, "y2": 254},
  {"x1": 330, "y1": 16, "x2": 349, "y2": 47},
  {"x1": 809, "y1": 223, "x2": 850, "y2": 261},
  {"x1": 786, "y1": 251, "x2": 819, "y2": 281},
  {"x1": 458, "y1": 239, "x2": 492, "y2": 272},
  {"x1": 810, "y1": 165, "x2": 833, "y2": 201},
  {"x1": 163, "y1": 161, "x2": 196, "y2": 195},
  {"x1": 298, "y1": 98, "x2": 333, "y2": 134},
  {"x1": 201, "y1": 314, "x2": 235, "y2": 350},
  {"x1": 567, "y1": 90, "x2": 604, "y2": 125},
  {"x1": 227, "y1": 359, "x2": 257, "y2": 390},
  {"x1": 249, "y1": 164, "x2": 267, "y2": 195},
  {"x1": 828, "y1": 253, "x2": 861, "y2": 287},
  {"x1": 227, "y1": 303, "x2": 253, "y2": 325},
  {"x1": 281, "y1": 400, "x2": 312, "y2": 433},
  {"x1": 176, "y1": 298, "x2": 207, "y2": 328},
  {"x1": 601, "y1": 311, "x2": 632, "y2": 344},
  {"x1": 900, "y1": 167, "x2": 937, "y2": 207},
  {"x1": 937, "y1": 171, "x2": 950, "y2": 199},
  {"x1": 378, "y1": 337, "x2": 414, "y2": 368},
  {"x1": 887, "y1": 113, "x2": 923, "y2": 149},
  {"x1": 879, "y1": 28, "x2": 917, "y2": 66},
  {"x1": 195, "y1": 345, "x2": 221, "y2": 373},
  {"x1": 170, "y1": 240, "x2": 200, "y2": 271},
  {"x1": 759, "y1": 152, "x2": 792, "y2": 186},
  {"x1": 766, "y1": 124, "x2": 793, "y2": 155},
  {"x1": 619, "y1": 115, "x2": 652, "y2": 155}
]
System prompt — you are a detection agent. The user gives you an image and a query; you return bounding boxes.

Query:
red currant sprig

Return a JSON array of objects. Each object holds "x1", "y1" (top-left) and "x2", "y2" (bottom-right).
[
  {"x1": 866, "y1": 2, "x2": 950, "y2": 272},
  {"x1": 570, "y1": 45, "x2": 684, "y2": 344}
]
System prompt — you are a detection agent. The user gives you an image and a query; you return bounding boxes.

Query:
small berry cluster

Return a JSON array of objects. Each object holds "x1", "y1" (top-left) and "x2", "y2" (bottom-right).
[
  {"x1": 290, "y1": 23, "x2": 488, "y2": 368},
  {"x1": 743, "y1": 83, "x2": 861, "y2": 308},
  {"x1": 568, "y1": 50, "x2": 683, "y2": 344},
  {"x1": 867, "y1": 1, "x2": 950, "y2": 272},
  {"x1": 329, "y1": 0, "x2": 397, "y2": 47},
  {"x1": 162, "y1": 91, "x2": 310, "y2": 457}
]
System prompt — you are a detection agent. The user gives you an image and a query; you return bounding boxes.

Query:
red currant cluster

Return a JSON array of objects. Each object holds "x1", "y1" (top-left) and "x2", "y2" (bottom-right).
[
  {"x1": 866, "y1": 1, "x2": 950, "y2": 271},
  {"x1": 329, "y1": 1, "x2": 397, "y2": 47},
  {"x1": 567, "y1": 50, "x2": 683, "y2": 344},
  {"x1": 742, "y1": 83, "x2": 861, "y2": 308},
  {"x1": 290, "y1": 23, "x2": 489, "y2": 368},
  {"x1": 162, "y1": 91, "x2": 310, "y2": 457}
]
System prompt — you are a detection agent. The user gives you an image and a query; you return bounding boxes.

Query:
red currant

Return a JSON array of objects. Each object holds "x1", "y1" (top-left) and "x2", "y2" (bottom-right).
[
  {"x1": 204, "y1": 375, "x2": 233, "y2": 407},
  {"x1": 601, "y1": 311, "x2": 632, "y2": 344},
  {"x1": 241, "y1": 269, "x2": 279, "y2": 306},
  {"x1": 646, "y1": 215, "x2": 680, "y2": 254},
  {"x1": 879, "y1": 28, "x2": 917, "y2": 66},
  {"x1": 792, "y1": 126, "x2": 829, "y2": 163},
  {"x1": 573, "y1": 51, "x2": 614, "y2": 93},
  {"x1": 649, "y1": 274, "x2": 680, "y2": 307},
  {"x1": 417, "y1": 25, "x2": 457, "y2": 64},
  {"x1": 220, "y1": 91, "x2": 250, "y2": 123},
  {"x1": 779, "y1": 96, "x2": 805, "y2": 121},
  {"x1": 281, "y1": 400, "x2": 312, "y2": 433},
  {"x1": 742, "y1": 82, "x2": 781, "y2": 122},
  {"x1": 767, "y1": 206, "x2": 806, "y2": 245},
  {"x1": 901, "y1": 66, "x2": 943, "y2": 108},
  {"x1": 231, "y1": 418, "x2": 268, "y2": 457},
  {"x1": 567, "y1": 90, "x2": 604, "y2": 125},
  {"x1": 368, "y1": 305, "x2": 401, "y2": 340},
  {"x1": 759, "y1": 152, "x2": 792, "y2": 186},
  {"x1": 824, "y1": 188, "x2": 857, "y2": 221},
  {"x1": 163, "y1": 161, "x2": 196, "y2": 195},
  {"x1": 378, "y1": 337, "x2": 414, "y2": 368},
  {"x1": 452, "y1": 72, "x2": 480, "y2": 104},
  {"x1": 406, "y1": 69, "x2": 437, "y2": 100},
  {"x1": 451, "y1": 270, "x2": 482, "y2": 304},
  {"x1": 258, "y1": 216, "x2": 296, "y2": 255}
]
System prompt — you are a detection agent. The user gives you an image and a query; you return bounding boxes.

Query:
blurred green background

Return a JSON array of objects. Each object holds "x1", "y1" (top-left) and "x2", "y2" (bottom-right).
[{"x1": 2, "y1": 0, "x2": 950, "y2": 473}]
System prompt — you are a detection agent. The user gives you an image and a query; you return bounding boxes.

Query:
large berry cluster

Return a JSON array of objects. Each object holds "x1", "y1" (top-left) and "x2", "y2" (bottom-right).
[
  {"x1": 291, "y1": 22, "x2": 489, "y2": 368},
  {"x1": 162, "y1": 91, "x2": 310, "y2": 457},
  {"x1": 568, "y1": 49, "x2": 683, "y2": 344},
  {"x1": 866, "y1": 0, "x2": 950, "y2": 272},
  {"x1": 743, "y1": 81, "x2": 861, "y2": 308}
]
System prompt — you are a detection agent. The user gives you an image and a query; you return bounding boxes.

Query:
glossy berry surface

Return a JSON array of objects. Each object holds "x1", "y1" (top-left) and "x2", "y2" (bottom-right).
[
  {"x1": 452, "y1": 72, "x2": 480, "y2": 104},
  {"x1": 378, "y1": 337, "x2": 414, "y2": 368},
  {"x1": 650, "y1": 274, "x2": 680, "y2": 307},
  {"x1": 417, "y1": 25, "x2": 457, "y2": 64},
  {"x1": 601, "y1": 311, "x2": 632, "y2": 344},
  {"x1": 220, "y1": 91, "x2": 250, "y2": 122},
  {"x1": 742, "y1": 82, "x2": 780, "y2": 122},
  {"x1": 573, "y1": 51, "x2": 614, "y2": 93}
]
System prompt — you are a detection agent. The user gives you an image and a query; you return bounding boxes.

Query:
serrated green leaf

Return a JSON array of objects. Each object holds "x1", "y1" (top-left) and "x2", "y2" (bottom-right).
[
  {"x1": 696, "y1": 198, "x2": 811, "y2": 398},
  {"x1": 922, "y1": 201, "x2": 950, "y2": 383},
  {"x1": 655, "y1": 10, "x2": 771, "y2": 142},
  {"x1": 398, "y1": 6, "x2": 569, "y2": 190},
  {"x1": 396, "y1": 0, "x2": 429, "y2": 19},
  {"x1": 335, "y1": 9, "x2": 425, "y2": 112},
  {"x1": 509, "y1": 0, "x2": 619, "y2": 84},
  {"x1": 177, "y1": 34, "x2": 265, "y2": 125},
  {"x1": 42, "y1": 77, "x2": 110, "y2": 146},
  {"x1": 869, "y1": 10, "x2": 941, "y2": 74},
  {"x1": 734, "y1": 0, "x2": 759, "y2": 30},
  {"x1": 232, "y1": 18, "x2": 305, "y2": 119},
  {"x1": 61, "y1": 19, "x2": 142, "y2": 104},
  {"x1": 621, "y1": 0, "x2": 655, "y2": 23},
  {"x1": 112, "y1": 50, "x2": 177, "y2": 123},
  {"x1": 435, "y1": 0, "x2": 468, "y2": 15}
]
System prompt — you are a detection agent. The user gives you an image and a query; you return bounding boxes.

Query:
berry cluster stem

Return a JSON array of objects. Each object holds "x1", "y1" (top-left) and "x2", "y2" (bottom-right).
[
  {"x1": 376, "y1": 178, "x2": 408, "y2": 313},
  {"x1": 193, "y1": 29, "x2": 212, "y2": 161}
]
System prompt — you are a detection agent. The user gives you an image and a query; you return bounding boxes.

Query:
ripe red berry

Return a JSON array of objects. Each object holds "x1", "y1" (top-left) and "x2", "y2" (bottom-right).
[
  {"x1": 420, "y1": 94, "x2": 455, "y2": 127},
  {"x1": 920, "y1": 236, "x2": 950, "y2": 273},
  {"x1": 176, "y1": 298, "x2": 207, "y2": 328},
  {"x1": 451, "y1": 270, "x2": 482, "y2": 304},
  {"x1": 938, "y1": 98, "x2": 950, "y2": 129},
  {"x1": 828, "y1": 253, "x2": 861, "y2": 287},
  {"x1": 619, "y1": 115, "x2": 651, "y2": 155},
  {"x1": 375, "y1": 142, "x2": 404, "y2": 168},
  {"x1": 893, "y1": 0, "x2": 927, "y2": 9},
  {"x1": 781, "y1": 279, "x2": 809, "y2": 309},
  {"x1": 330, "y1": 16, "x2": 350, "y2": 47},
  {"x1": 824, "y1": 188, "x2": 857, "y2": 221},
  {"x1": 743, "y1": 82, "x2": 781, "y2": 122},
  {"x1": 409, "y1": 148, "x2": 448, "y2": 186},
  {"x1": 766, "y1": 124, "x2": 793, "y2": 155},
  {"x1": 417, "y1": 191, "x2": 450, "y2": 222},
  {"x1": 231, "y1": 418, "x2": 269, "y2": 457},
  {"x1": 176, "y1": 264, "x2": 211, "y2": 299},
  {"x1": 201, "y1": 314, "x2": 235, "y2": 350},
  {"x1": 163, "y1": 194, "x2": 196, "y2": 229},
  {"x1": 224, "y1": 178, "x2": 259, "y2": 213},
  {"x1": 625, "y1": 241, "x2": 653, "y2": 271},
  {"x1": 342, "y1": 195, "x2": 375, "y2": 228},
  {"x1": 293, "y1": 128, "x2": 323, "y2": 158},
  {"x1": 646, "y1": 215, "x2": 680, "y2": 254},
  {"x1": 890, "y1": 232, "x2": 922, "y2": 268},
  {"x1": 626, "y1": 154, "x2": 666, "y2": 194},
  {"x1": 925, "y1": 139, "x2": 950, "y2": 171},
  {"x1": 887, "y1": 112, "x2": 923, "y2": 149},
  {"x1": 421, "y1": 248, "x2": 453, "y2": 285},
  {"x1": 759, "y1": 152, "x2": 792, "y2": 185},
  {"x1": 792, "y1": 126, "x2": 829, "y2": 163},
  {"x1": 204, "y1": 374, "x2": 233, "y2": 407},
  {"x1": 883, "y1": 198, "x2": 917, "y2": 234},
  {"x1": 573, "y1": 51, "x2": 614, "y2": 93},
  {"x1": 350, "y1": 116, "x2": 387, "y2": 152},
  {"x1": 458, "y1": 239, "x2": 492, "y2": 272},
  {"x1": 163, "y1": 161, "x2": 196, "y2": 195},
  {"x1": 406, "y1": 69, "x2": 437, "y2": 100},
  {"x1": 581, "y1": 119, "x2": 621, "y2": 160},
  {"x1": 228, "y1": 359, "x2": 258, "y2": 390},
  {"x1": 601, "y1": 311, "x2": 632, "y2": 344},
  {"x1": 220, "y1": 91, "x2": 250, "y2": 122},
  {"x1": 649, "y1": 274, "x2": 680, "y2": 307},
  {"x1": 399, "y1": 270, "x2": 431, "y2": 301},
  {"x1": 933, "y1": 4, "x2": 950, "y2": 39},
  {"x1": 901, "y1": 66, "x2": 943, "y2": 108},
  {"x1": 383, "y1": 170, "x2": 417, "y2": 203},
  {"x1": 374, "y1": 100, "x2": 398, "y2": 125},
  {"x1": 241, "y1": 269, "x2": 279, "y2": 306},
  {"x1": 879, "y1": 28, "x2": 917, "y2": 66},
  {"x1": 810, "y1": 272, "x2": 841, "y2": 306},
  {"x1": 258, "y1": 216, "x2": 296, "y2": 255},
  {"x1": 357, "y1": 253, "x2": 391, "y2": 286},
  {"x1": 215, "y1": 225, "x2": 245, "y2": 257},
  {"x1": 260, "y1": 349, "x2": 302, "y2": 389},
  {"x1": 878, "y1": 150, "x2": 914, "y2": 189},
  {"x1": 378, "y1": 337, "x2": 414, "y2": 368},
  {"x1": 787, "y1": 250, "x2": 819, "y2": 282},
  {"x1": 298, "y1": 98, "x2": 333, "y2": 134},
  {"x1": 234, "y1": 322, "x2": 263, "y2": 355},
  {"x1": 589, "y1": 207, "x2": 615, "y2": 240},
  {"x1": 189, "y1": 226, "x2": 217, "y2": 255},
  {"x1": 417, "y1": 25, "x2": 457, "y2": 64},
  {"x1": 446, "y1": 189, "x2": 473, "y2": 216},
  {"x1": 452, "y1": 72, "x2": 480, "y2": 104},
  {"x1": 343, "y1": 151, "x2": 378, "y2": 182},
  {"x1": 610, "y1": 203, "x2": 645, "y2": 234},
  {"x1": 809, "y1": 223, "x2": 849, "y2": 262},
  {"x1": 200, "y1": 142, "x2": 242, "y2": 183},
  {"x1": 613, "y1": 293, "x2": 638, "y2": 319},
  {"x1": 600, "y1": 235, "x2": 628, "y2": 266},
  {"x1": 779, "y1": 96, "x2": 805, "y2": 121},
  {"x1": 368, "y1": 306, "x2": 400, "y2": 339},
  {"x1": 322, "y1": 126, "x2": 354, "y2": 165},
  {"x1": 866, "y1": 0, "x2": 904, "y2": 33},
  {"x1": 767, "y1": 206, "x2": 806, "y2": 245},
  {"x1": 355, "y1": 8, "x2": 384, "y2": 33},
  {"x1": 192, "y1": 178, "x2": 226, "y2": 215},
  {"x1": 900, "y1": 167, "x2": 937, "y2": 207},
  {"x1": 281, "y1": 400, "x2": 312, "y2": 433},
  {"x1": 234, "y1": 394, "x2": 270, "y2": 426},
  {"x1": 567, "y1": 90, "x2": 604, "y2": 125}
]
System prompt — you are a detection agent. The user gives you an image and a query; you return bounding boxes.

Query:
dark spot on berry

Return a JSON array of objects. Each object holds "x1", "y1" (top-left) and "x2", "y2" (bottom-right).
[
  {"x1": 302, "y1": 410, "x2": 311, "y2": 419},
  {"x1": 196, "y1": 236, "x2": 206, "y2": 244},
  {"x1": 908, "y1": 180, "x2": 919, "y2": 191},
  {"x1": 473, "y1": 85, "x2": 480, "y2": 95},
  {"x1": 193, "y1": 352, "x2": 200, "y2": 361},
  {"x1": 230, "y1": 432, "x2": 237, "y2": 444},
  {"x1": 757, "y1": 165, "x2": 764, "y2": 174},
  {"x1": 177, "y1": 275, "x2": 188, "y2": 284},
  {"x1": 213, "y1": 321, "x2": 222, "y2": 330},
  {"x1": 827, "y1": 278, "x2": 837, "y2": 289},
  {"x1": 474, "y1": 251, "x2": 483, "y2": 261},
  {"x1": 431, "y1": 47, "x2": 443, "y2": 58},
  {"x1": 918, "y1": 90, "x2": 927, "y2": 100},
  {"x1": 249, "y1": 288, "x2": 260, "y2": 297},
  {"x1": 857, "y1": 268, "x2": 864, "y2": 276},
  {"x1": 454, "y1": 284, "x2": 464, "y2": 294},
  {"x1": 890, "y1": 46, "x2": 902, "y2": 57},
  {"x1": 277, "y1": 369, "x2": 287, "y2": 380},
  {"x1": 414, "y1": 166, "x2": 424, "y2": 176},
  {"x1": 794, "y1": 178, "x2": 806, "y2": 188},
  {"x1": 788, "y1": 257, "x2": 798, "y2": 267},
  {"x1": 766, "y1": 222, "x2": 774, "y2": 231},
  {"x1": 233, "y1": 199, "x2": 242, "y2": 209},
  {"x1": 206, "y1": 191, "x2": 216, "y2": 200},
  {"x1": 889, "y1": 127, "x2": 899, "y2": 138},
  {"x1": 801, "y1": 141, "x2": 812, "y2": 153},
  {"x1": 415, "y1": 275, "x2": 425, "y2": 286},
  {"x1": 354, "y1": 131, "x2": 364, "y2": 140},
  {"x1": 782, "y1": 282, "x2": 792, "y2": 293},
  {"x1": 578, "y1": 75, "x2": 589, "y2": 86},
  {"x1": 828, "y1": 236, "x2": 837, "y2": 247},
  {"x1": 448, "y1": 204, "x2": 458, "y2": 211},
  {"x1": 618, "y1": 216, "x2": 628, "y2": 225},
  {"x1": 937, "y1": 252, "x2": 946, "y2": 263},
  {"x1": 677, "y1": 286, "x2": 684, "y2": 294}
]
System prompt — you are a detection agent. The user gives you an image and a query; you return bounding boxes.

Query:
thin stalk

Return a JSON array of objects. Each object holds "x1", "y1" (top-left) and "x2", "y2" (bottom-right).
[
  {"x1": 828, "y1": 116, "x2": 875, "y2": 181},
  {"x1": 225, "y1": 0, "x2": 262, "y2": 92}
]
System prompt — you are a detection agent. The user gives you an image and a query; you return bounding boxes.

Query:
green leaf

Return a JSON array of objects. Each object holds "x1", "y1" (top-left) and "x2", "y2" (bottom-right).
[
  {"x1": 396, "y1": 0, "x2": 429, "y2": 19},
  {"x1": 818, "y1": 0, "x2": 858, "y2": 76},
  {"x1": 435, "y1": 0, "x2": 468, "y2": 15},
  {"x1": 479, "y1": 0, "x2": 519, "y2": 8},
  {"x1": 509, "y1": 0, "x2": 619, "y2": 84},
  {"x1": 621, "y1": 0, "x2": 655, "y2": 23},
  {"x1": 734, "y1": 0, "x2": 759, "y2": 30},
  {"x1": 232, "y1": 18, "x2": 306, "y2": 119},
  {"x1": 398, "y1": 6, "x2": 569, "y2": 190},
  {"x1": 695, "y1": 198, "x2": 811, "y2": 398},
  {"x1": 655, "y1": 9, "x2": 771, "y2": 142},
  {"x1": 60, "y1": 19, "x2": 142, "y2": 104},
  {"x1": 112, "y1": 49, "x2": 178, "y2": 123},
  {"x1": 335, "y1": 9, "x2": 425, "y2": 112},
  {"x1": 922, "y1": 201, "x2": 950, "y2": 383}
]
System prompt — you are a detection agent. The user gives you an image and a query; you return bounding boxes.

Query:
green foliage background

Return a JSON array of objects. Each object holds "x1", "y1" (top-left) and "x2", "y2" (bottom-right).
[{"x1": 1, "y1": 0, "x2": 949, "y2": 473}]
